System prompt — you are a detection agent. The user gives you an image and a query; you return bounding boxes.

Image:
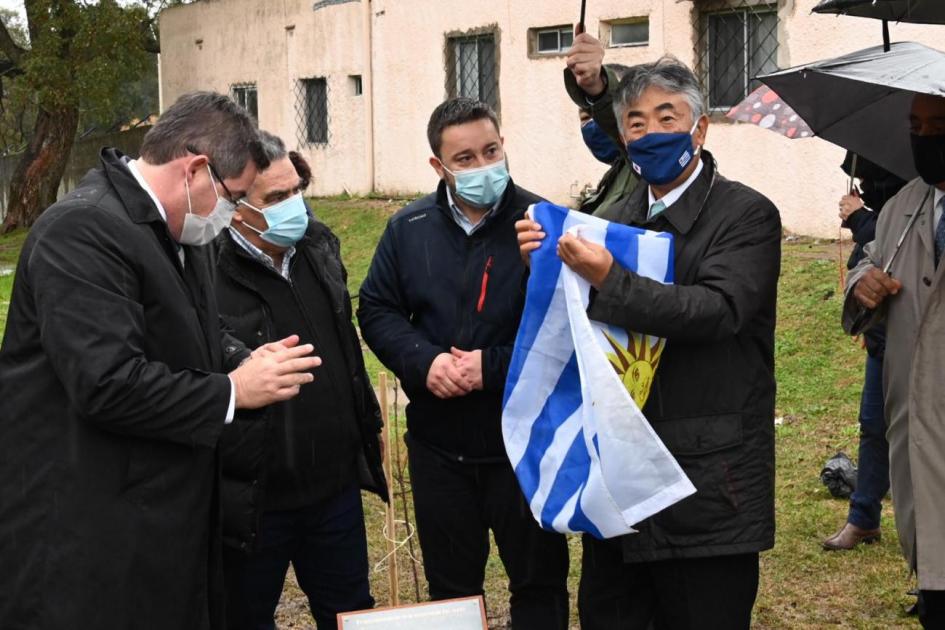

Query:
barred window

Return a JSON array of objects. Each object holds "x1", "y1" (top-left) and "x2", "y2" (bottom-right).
[
  {"x1": 295, "y1": 78, "x2": 329, "y2": 146},
  {"x1": 230, "y1": 83, "x2": 258, "y2": 121},
  {"x1": 445, "y1": 33, "x2": 498, "y2": 112},
  {"x1": 694, "y1": 2, "x2": 779, "y2": 110}
]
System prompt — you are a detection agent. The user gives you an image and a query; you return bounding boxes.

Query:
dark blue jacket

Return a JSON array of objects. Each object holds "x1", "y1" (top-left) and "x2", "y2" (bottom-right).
[{"x1": 358, "y1": 180, "x2": 541, "y2": 460}]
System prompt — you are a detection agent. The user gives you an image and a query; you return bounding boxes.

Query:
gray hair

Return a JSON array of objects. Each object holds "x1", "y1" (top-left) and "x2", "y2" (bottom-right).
[
  {"x1": 140, "y1": 91, "x2": 267, "y2": 178},
  {"x1": 427, "y1": 97, "x2": 500, "y2": 158},
  {"x1": 257, "y1": 130, "x2": 287, "y2": 164},
  {"x1": 613, "y1": 56, "x2": 706, "y2": 135}
]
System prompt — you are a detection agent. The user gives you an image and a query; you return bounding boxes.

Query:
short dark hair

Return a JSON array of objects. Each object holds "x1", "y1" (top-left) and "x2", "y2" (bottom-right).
[
  {"x1": 140, "y1": 91, "x2": 267, "y2": 178},
  {"x1": 288, "y1": 151, "x2": 313, "y2": 190},
  {"x1": 426, "y1": 97, "x2": 500, "y2": 158}
]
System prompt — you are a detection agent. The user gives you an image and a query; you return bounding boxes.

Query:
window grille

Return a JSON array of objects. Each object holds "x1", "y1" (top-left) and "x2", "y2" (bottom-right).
[
  {"x1": 692, "y1": 1, "x2": 779, "y2": 110},
  {"x1": 295, "y1": 77, "x2": 329, "y2": 146},
  {"x1": 444, "y1": 32, "x2": 499, "y2": 112}
]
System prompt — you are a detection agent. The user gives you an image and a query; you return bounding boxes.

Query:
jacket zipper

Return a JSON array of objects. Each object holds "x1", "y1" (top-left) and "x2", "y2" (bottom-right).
[{"x1": 477, "y1": 255, "x2": 494, "y2": 313}]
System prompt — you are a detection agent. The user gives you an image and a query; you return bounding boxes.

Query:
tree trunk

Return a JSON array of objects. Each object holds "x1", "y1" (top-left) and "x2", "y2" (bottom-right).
[{"x1": 1, "y1": 102, "x2": 80, "y2": 233}]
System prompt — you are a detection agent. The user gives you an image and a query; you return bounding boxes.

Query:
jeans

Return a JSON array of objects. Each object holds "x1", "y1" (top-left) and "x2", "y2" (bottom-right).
[
  {"x1": 222, "y1": 484, "x2": 373, "y2": 630},
  {"x1": 847, "y1": 353, "x2": 890, "y2": 531}
]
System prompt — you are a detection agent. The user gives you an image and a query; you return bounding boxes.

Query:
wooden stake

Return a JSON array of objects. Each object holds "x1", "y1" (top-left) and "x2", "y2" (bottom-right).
[{"x1": 379, "y1": 372, "x2": 400, "y2": 606}]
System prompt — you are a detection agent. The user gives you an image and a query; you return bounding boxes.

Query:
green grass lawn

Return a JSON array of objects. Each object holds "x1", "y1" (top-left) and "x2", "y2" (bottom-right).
[{"x1": 0, "y1": 204, "x2": 917, "y2": 629}]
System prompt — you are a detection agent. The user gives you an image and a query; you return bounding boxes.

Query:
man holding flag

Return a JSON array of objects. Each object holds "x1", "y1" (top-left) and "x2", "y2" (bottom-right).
[{"x1": 517, "y1": 44, "x2": 781, "y2": 628}]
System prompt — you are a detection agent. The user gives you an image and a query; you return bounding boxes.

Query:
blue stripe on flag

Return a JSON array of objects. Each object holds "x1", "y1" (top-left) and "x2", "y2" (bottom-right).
[
  {"x1": 503, "y1": 203, "x2": 569, "y2": 406},
  {"x1": 567, "y1": 487, "x2": 604, "y2": 539},
  {"x1": 605, "y1": 225, "x2": 639, "y2": 274},
  {"x1": 663, "y1": 233, "x2": 675, "y2": 283},
  {"x1": 539, "y1": 428, "x2": 592, "y2": 529},
  {"x1": 513, "y1": 353, "x2": 582, "y2": 502}
]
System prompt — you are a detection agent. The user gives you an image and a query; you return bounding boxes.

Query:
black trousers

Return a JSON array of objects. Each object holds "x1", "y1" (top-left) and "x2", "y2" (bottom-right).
[
  {"x1": 222, "y1": 485, "x2": 372, "y2": 630},
  {"x1": 579, "y1": 535, "x2": 759, "y2": 630},
  {"x1": 920, "y1": 590, "x2": 945, "y2": 629},
  {"x1": 406, "y1": 435, "x2": 570, "y2": 630}
]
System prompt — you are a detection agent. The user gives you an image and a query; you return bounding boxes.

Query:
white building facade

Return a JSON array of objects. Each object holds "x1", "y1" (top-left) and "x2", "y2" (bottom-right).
[{"x1": 159, "y1": 0, "x2": 943, "y2": 237}]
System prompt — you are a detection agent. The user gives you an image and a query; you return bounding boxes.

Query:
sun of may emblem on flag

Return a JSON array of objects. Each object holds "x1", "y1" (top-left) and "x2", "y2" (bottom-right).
[{"x1": 602, "y1": 331, "x2": 665, "y2": 409}]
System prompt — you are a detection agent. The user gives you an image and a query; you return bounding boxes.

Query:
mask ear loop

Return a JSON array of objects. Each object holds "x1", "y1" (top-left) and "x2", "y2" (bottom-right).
[{"x1": 184, "y1": 173, "x2": 193, "y2": 215}]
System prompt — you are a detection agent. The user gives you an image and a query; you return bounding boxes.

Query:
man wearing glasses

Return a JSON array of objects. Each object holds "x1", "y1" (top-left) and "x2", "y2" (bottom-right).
[{"x1": 0, "y1": 92, "x2": 321, "y2": 629}]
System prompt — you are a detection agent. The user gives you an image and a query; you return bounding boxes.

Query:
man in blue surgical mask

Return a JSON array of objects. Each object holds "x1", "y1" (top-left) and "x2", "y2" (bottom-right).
[
  {"x1": 575, "y1": 63, "x2": 639, "y2": 216},
  {"x1": 212, "y1": 131, "x2": 388, "y2": 630},
  {"x1": 520, "y1": 49, "x2": 782, "y2": 629},
  {"x1": 358, "y1": 98, "x2": 570, "y2": 630}
]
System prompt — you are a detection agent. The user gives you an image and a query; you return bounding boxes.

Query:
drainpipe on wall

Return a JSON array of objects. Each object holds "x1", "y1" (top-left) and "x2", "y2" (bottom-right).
[{"x1": 362, "y1": 0, "x2": 375, "y2": 192}]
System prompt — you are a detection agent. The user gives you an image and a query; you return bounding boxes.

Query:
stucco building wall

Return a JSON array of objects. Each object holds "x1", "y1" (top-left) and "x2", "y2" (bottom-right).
[{"x1": 160, "y1": 0, "x2": 944, "y2": 237}]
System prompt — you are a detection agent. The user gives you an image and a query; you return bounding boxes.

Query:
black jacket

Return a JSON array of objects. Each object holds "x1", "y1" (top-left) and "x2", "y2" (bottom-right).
[
  {"x1": 0, "y1": 149, "x2": 248, "y2": 629},
  {"x1": 212, "y1": 220, "x2": 388, "y2": 551},
  {"x1": 358, "y1": 180, "x2": 540, "y2": 460},
  {"x1": 588, "y1": 152, "x2": 781, "y2": 561}
]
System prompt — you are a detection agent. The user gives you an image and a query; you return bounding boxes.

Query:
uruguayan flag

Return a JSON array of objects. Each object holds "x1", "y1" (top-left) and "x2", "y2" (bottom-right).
[{"x1": 502, "y1": 202, "x2": 695, "y2": 539}]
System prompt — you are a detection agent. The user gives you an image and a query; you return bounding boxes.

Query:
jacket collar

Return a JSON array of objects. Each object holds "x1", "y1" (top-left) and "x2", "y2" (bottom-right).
[
  {"x1": 99, "y1": 147, "x2": 168, "y2": 225},
  {"x1": 624, "y1": 150, "x2": 718, "y2": 235},
  {"x1": 433, "y1": 177, "x2": 519, "y2": 232}
]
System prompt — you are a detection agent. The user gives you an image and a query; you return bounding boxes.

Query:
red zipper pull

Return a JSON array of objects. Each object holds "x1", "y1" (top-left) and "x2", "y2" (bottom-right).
[{"x1": 477, "y1": 255, "x2": 494, "y2": 313}]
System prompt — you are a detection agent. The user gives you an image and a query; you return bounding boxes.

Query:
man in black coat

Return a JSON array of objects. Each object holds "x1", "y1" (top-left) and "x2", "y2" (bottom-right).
[
  {"x1": 520, "y1": 47, "x2": 781, "y2": 629},
  {"x1": 211, "y1": 132, "x2": 387, "y2": 630},
  {"x1": 0, "y1": 92, "x2": 320, "y2": 630},
  {"x1": 358, "y1": 98, "x2": 570, "y2": 630}
]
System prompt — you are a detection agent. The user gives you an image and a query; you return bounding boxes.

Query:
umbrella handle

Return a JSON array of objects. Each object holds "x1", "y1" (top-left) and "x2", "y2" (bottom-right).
[{"x1": 848, "y1": 188, "x2": 933, "y2": 336}]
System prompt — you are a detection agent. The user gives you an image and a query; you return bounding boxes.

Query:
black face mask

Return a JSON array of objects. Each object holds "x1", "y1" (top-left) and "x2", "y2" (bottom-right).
[{"x1": 911, "y1": 133, "x2": 945, "y2": 186}]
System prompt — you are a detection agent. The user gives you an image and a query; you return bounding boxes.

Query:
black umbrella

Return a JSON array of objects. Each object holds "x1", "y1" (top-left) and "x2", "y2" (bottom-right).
[
  {"x1": 813, "y1": 0, "x2": 945, "y2": 50},
  {"x1": 757, "y1": 41, "x2": 945, "y2": 181},
  {"x1": 813, "y1": 0, "x2": 945, "y2": 24}
]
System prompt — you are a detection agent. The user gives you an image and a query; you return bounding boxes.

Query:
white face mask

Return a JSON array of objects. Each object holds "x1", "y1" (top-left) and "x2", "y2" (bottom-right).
[{"x1": 179, "y1": 164, "x2": 237, "y2": 246}]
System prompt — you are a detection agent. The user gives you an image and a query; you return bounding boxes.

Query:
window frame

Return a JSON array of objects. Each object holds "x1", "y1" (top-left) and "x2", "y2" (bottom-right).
[
  {"x1": 230, "y1": 83, "x2": 258, "y2": 121},
  {"x1": 533, "y1": 25, "x2": 574, "y2": 55},
  {"x1": 605, "y1": 19, "x2": 649, "y2": 48},
  {"x1": 444, "y1": 31, "x2": 499, "y2": 114},
  {"x1": 703, "y1": 4, "x2": 779, "y2": 111},
  {"x1": 295, "y1": 77, "x2": 329, "y2": 147}
]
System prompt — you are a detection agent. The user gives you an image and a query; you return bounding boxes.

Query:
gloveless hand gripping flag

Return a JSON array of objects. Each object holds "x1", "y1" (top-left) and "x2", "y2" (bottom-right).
[{"x1": 502, "y1": 202, "x2": 695, "y2": 539}]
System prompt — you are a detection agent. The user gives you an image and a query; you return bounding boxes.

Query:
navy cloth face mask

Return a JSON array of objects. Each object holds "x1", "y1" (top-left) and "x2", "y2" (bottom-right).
[
  {"x1": 581, "y1": 119, "x2": 622, "y2": 165},
  {"x1": 627, "y1": 120, "x2": 700, "y2": 185}
]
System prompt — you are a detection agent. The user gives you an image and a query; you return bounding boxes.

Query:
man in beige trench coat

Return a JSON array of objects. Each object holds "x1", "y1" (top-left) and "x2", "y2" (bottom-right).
[{"x1": 843, "y1": 93, "x2": 945, "y2": 629}]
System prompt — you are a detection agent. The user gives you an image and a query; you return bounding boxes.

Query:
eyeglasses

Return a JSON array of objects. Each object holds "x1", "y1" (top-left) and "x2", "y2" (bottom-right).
[{"x1": 186, "y1": 144, "x2": 237, "y2": 203}]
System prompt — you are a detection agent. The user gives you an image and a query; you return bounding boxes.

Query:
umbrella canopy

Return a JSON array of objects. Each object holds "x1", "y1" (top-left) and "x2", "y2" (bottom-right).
[
  {"x1": 757, "y1": 41, "x2": 945, "y2": 181},
  {"x1": 726, "y1": 85, "x2": 814, "y2": 138},
  {"x1": 813, "y1": 0, "x2": 945, "y2": 24}
]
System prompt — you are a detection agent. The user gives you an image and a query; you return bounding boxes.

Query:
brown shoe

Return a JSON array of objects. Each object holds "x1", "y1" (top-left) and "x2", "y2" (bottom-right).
[{"x1": 822, "y1": 523, "x2": 882, "y2": 550}]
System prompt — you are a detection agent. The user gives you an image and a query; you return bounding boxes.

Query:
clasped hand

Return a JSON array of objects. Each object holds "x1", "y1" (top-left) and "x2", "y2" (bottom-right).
[{"x1": 426, "y1": 348, "x2": 483, "y2": 399}]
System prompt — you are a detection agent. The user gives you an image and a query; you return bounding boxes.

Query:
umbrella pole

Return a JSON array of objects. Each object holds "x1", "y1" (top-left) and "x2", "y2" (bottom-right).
[
  {"x1": 882, "y1": 20, "x2": 890, "y2": 52},
  {"x1": 578, "y1": 0, "x2": 587, "y2": 34}
]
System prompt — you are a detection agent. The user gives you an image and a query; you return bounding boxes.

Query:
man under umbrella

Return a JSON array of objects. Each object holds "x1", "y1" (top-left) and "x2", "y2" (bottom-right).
[{"x1": 843, "y1": 92, "x2": 945, "y2": 629}]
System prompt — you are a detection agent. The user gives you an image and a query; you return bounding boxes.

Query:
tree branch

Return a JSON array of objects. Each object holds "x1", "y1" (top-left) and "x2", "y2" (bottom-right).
[{"x1": 0, "y1": 19, "x2": 27, "y2": 67}]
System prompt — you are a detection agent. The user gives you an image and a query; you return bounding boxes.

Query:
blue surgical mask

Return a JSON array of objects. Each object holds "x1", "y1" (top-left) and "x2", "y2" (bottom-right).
[
  {"x1": 442, "y1": 158, "x2": 510, "y2": 209},
  {"x1": 626, "y1": 120, "x2": 701, "y2": 185},
  {"x1": 581, "y1": 120, "x2": 621, "y2": 164},
  {"x1": 239, "y1": 192, "x2": 309, "y2": 247}
]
